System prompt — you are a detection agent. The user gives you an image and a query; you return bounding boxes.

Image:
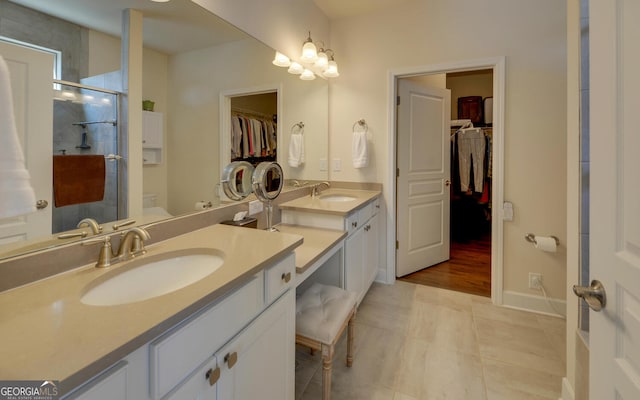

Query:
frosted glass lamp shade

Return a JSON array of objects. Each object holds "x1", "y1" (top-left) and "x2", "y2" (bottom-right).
[
  {"x1": 300, "y1": 69, "x2": 316, "y2": 80},
  {"x1": 314, "y1": 52, "x2": 329, "y2": 69},
  {"x1": 300, "y1": 41, "x2": 318, "y2": 63},
  {"x1": 323, "y1": 60, "x2": 339, "y2": 78},
  {"x1": 288, "y1": 62, "x2": 304, "y2": 74},
  {"x1": 272, "y1": 52, "x2": 291, "y2": 67}
]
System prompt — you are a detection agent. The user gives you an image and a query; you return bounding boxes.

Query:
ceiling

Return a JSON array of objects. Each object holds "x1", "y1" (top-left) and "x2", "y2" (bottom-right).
[
  {"x1": 8, "y1": 0, "x2": 409, "y2": 54},
  {"x1": 8, "y1": 0, "x2": 248, "y2": 54},
  {"x1": 313, "y1": 0, "x2": 412, "y2": 20}
]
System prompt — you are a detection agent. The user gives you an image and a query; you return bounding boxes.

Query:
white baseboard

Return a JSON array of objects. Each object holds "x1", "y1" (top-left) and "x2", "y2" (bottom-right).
[
  {"x1": 561, "y1": 377, "x2": 575, "y2": 400},
  {"x1": 502, "y1": 290, "x2": 567, "y2": 318}
]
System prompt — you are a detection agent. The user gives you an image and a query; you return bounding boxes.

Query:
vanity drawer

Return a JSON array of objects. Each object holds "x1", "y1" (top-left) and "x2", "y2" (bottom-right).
[
  {"x1": 150, "y1": 273, "x2": 264, "y2": 400},
  {"x1": 265, "y1": 253, "x2": 295, "y2": 304}
]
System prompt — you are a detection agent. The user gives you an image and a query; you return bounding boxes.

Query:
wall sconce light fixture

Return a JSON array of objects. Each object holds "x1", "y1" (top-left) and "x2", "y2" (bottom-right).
[{"x1": 271, "y1": 32, "x2": 339, "y2": 80}]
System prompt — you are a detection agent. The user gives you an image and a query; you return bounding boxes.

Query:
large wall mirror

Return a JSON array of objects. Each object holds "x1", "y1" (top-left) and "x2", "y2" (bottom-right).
[{"x1": 0, "y1": 0, "x2": 328, "y2": 260}]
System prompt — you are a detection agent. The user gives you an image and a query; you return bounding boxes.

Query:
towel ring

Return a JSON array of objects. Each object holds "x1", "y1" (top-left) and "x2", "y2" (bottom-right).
[
  {"x1": 291, "y1": 122, "x2": 304, "y2": 134},
  {"x1": 352, "y1": 118, "x2": 368, "y2": 133}
]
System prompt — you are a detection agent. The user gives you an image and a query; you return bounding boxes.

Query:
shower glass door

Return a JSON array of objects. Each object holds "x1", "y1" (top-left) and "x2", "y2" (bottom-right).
[{"x1": 52, "y1": 82, "x2": 120, "y2": 233}]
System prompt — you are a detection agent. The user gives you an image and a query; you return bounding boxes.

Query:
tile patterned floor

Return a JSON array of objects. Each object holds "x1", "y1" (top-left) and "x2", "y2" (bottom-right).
[{"x1": 295, "y1": 281, "x2": 566, "y2": 400}]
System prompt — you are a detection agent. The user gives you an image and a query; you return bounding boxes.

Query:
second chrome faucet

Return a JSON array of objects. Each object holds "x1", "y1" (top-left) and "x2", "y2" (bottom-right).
[{"x1": 82, "y1": 227, "x2": 151, "y2": 268}]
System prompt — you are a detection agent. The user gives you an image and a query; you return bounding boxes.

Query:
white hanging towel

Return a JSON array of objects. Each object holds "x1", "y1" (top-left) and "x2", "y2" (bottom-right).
[
  {"x1": 352, "y1": 130, "x2": 368, "y2": 168},
  {"x1": 0, "y1": 55, "x2": 36, "y2": 219},
  {"x1": 288, "y1": 128, "x2": 305, "y2": 168}
]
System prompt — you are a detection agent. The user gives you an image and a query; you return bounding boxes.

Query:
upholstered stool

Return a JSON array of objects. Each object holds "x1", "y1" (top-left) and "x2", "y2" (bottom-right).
[{"x1": 295, "y1": 283, "x2": 357, "y2": 400}]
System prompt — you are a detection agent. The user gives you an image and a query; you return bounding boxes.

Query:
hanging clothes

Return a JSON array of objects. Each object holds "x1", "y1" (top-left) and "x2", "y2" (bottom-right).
[
  {"x1": 457, "y1": 127, "x2": 485, "y2": 193},
  {"x1": 231, "y1": 113, "x2": 277, "y2": 162}
]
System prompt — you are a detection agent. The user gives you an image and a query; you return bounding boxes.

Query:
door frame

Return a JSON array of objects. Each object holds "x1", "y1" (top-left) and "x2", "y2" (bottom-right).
[
  {"x1": 386, "y1": 57, "x2": 506, "y2": 304},
  {"x1": 219, "y1": 83, "x2": 283, "y2": 188}
]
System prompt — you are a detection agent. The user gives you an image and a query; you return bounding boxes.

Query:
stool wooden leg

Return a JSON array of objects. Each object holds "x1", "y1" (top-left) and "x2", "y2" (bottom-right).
[
  {"x1": 321, "y1": 343, "x2": 334, "y2": 400},
  {"x1": 346, "y1": 311, "x2": 355, "y2": 367}
]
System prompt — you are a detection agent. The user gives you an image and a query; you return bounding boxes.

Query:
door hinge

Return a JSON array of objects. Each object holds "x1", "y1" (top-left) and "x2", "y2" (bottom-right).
[
  {"x1": 396, "y1": 240, "x2": 399, "y2": 250},
  {"x1": 397, "y1": 95, "x2": 400, "y2": 106},
  {"x1": 396, "y1": 168, "x2": 400, "y2": 177}
]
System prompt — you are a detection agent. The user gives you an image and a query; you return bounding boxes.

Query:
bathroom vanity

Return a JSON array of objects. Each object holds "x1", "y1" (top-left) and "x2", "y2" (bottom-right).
[
  {"x1": 280, "y1": 188, "x2": 381, "y2": 304},
  {"x1": 0, "y1": 224, "x2": 302, "y2": 399}
]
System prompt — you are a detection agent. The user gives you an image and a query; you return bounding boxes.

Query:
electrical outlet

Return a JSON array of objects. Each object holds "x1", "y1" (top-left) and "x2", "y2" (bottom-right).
[
  {"x1": 528, "y1": 272, "x2": 543, "y2": 289},
  {"x1": 248, "y1": 200, "x2": 263, "y2": 216}
]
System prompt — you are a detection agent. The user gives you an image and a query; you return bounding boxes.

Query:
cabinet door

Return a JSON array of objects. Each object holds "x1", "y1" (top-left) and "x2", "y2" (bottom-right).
[
  {"x1": 66, "y1": 362, "x2": 128, "y2": 400},
  {"x1": 364, "y1": 213, "x2": 379, "y2": 292},
  {"x1": 216, "y1": 290, "x2": 294, "y2": 400},
  {"x1": 142, "y1": 111, "x2": 163, "y2": 148},
  {"x1": 345, "y1": 227, "x2": 364, "y2": 303},
  {"x1": 165, "y1": 356, "x2": 218, "y2": 400}
]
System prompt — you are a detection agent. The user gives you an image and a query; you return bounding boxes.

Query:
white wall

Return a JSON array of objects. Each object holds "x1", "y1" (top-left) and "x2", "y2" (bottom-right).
[{"x1": 328, "y1": 0, "x2": 568, "y2": 304}]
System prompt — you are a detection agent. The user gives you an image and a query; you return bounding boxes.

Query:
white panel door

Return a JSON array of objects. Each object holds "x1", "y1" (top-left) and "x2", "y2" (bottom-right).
[
  {"x1": 588, "y1": 0, "x2": 640, "y2": 398},
  {"x1": 0, "y1": 42, "x2": 53, "y2": 244},
  {"x1": 396, "y1": 79, "x2": 451, "y2": 277}
]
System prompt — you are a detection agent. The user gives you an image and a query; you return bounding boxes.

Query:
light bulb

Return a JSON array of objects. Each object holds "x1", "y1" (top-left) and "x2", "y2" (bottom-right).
[
  {"x1": 314, "y1": 51, "x2": 329, "y2": 69},
  {"x1": 300, "y1": 41, "x2": 318, "y2": 63},
  {"x1": 300, "y1": 69, "x2": 316, "y2": 81},
  {"x1": 323, "y1": 60, "x2": 339, "y2": 78},
  {"x1": 288, "y1": 62, "x2": 304, "y2": 75},
  {"x1": 272, "y1": 52, "x2": 291, "y2": 67}
]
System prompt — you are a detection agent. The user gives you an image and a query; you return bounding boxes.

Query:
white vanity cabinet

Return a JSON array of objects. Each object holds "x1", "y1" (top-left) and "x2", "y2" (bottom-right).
[
  {"x1": 64, "y1": 253, "x2": 296, "y2": 400},
  {"x1": 281, "y1": 195, "x2": 380, "y2": 304},
  {"x1": 344, "y1": 197, "x2": 380, "y2": 304}
]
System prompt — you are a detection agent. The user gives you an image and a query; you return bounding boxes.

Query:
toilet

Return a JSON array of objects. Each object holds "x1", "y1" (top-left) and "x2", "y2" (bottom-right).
[{"x1": 143, "y1": 193, "x2": 172, "y2": 217}]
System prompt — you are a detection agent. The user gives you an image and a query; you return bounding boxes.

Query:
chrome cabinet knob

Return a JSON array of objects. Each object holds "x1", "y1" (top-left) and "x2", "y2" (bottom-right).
[
  {"x1": 573, "y1": 279, "x2": 606, "y2": 312},
  {"x1": 281, "y1": 272, "x2": 292, "y2": 283}
]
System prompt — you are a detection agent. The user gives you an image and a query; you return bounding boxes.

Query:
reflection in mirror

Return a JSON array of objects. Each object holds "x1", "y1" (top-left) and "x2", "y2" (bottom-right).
[
  {"x1": 221, "y1": 161, "x2": 255, "y2": 201},
  {"x1": 0, "y1": 0, "x2": 328, "y2": 262},
  {"x1": 252, "y1": 162, "x2": 284, "y2": 232}
]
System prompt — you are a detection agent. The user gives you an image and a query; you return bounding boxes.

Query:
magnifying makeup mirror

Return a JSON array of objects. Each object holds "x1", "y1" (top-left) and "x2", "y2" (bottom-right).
[
  {"x1": 221, "y1": 161, "x2": 255, "y2": 201},
  {"x1": 252, "y1": 162, "x2": 283, "y2": 231}
]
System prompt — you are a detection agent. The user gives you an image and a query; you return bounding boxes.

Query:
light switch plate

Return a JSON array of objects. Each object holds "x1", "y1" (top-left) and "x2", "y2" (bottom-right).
[
  {"x1": 319, "y1": 158, "x2": 328, "y2": 171},
  {"x1": 248, "y1": 200, "x2": 263, "y2": 216},
  {"x1": 503, "y1": 201, "x2": 513, "y2": 221},
  {"x1": 332, "y1": 158, "x2": 342, "y2": 171}
]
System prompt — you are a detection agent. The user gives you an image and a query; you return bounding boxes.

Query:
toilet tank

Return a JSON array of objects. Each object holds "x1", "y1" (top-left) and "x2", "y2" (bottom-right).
[{"x1": 143, "y1": 193, "x2": 158, "y2": 208}]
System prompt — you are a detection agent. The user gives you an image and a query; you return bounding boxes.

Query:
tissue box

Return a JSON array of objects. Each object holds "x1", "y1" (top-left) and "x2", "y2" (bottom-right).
[{"x1": 220, "y1": 217, "x2": 257, "y2": 229}]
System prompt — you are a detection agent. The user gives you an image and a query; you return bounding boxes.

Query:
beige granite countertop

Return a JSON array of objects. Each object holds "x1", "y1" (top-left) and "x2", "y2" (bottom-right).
[
  {"x1": 0, "y1": 224, "x2": 302, "y2": 391},
  {"x1": 276, "y1": 224, "x2": 346, "y2": 274},
  {"x1": 278, "y1": 188, "x2": 380, "y2": 216}
]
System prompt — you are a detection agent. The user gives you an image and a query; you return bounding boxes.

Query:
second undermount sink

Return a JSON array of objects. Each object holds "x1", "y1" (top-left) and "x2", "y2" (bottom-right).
[
  {"x1": 318, "y1": 194, "x2": 357, "y2": 202},
  {"x1": 81, "y1": 249, "x2": 224, "y2": 306}
]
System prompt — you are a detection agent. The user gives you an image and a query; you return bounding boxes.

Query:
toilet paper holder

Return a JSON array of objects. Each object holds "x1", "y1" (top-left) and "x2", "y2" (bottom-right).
[{"x1": 525, "y1": 233, "x2": 559, "y2": 246}]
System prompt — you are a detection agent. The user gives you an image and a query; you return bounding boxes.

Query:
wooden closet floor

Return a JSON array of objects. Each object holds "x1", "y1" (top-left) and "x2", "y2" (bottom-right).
[{"x1": 398, "y1": 232, "x2": 491, "y2": 297}]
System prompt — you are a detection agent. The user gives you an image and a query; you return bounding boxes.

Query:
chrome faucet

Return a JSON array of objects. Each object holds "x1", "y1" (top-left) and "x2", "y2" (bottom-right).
[
  {"x1": 77, "y1": 218, "x2": 102, "y2": 235},
  {"x1": 117, "y1": 227, "x2": 151, "y2": 261},
  {"x1": 311, "y1": 181, "x2": 331, "y2": 198}
]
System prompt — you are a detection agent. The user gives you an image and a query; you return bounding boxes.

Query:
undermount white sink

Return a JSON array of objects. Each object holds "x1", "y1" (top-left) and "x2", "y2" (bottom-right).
[
  {"x1": 319, "y1": 194, "x2": 357, "y2": 202},
  {"x1": 81, "y1": 250, "x2": 224, "y2": 306}
]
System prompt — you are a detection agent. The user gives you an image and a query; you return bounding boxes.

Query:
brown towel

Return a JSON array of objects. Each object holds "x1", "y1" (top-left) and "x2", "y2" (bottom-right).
[{"x1": 53, "y1": 155, "x2": 105, "y2": 207}]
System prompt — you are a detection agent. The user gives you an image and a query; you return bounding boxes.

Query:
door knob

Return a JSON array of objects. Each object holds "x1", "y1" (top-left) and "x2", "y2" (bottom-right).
[
  {"x1": 36, "y1": 200, "x2": 48, "y2": 210},
  {"x1": 573, "y1": 279, "x2": 606, "y2": 312}
]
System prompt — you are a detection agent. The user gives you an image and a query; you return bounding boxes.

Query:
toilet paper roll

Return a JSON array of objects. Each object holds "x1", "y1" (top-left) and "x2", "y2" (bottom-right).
[
  {"x1": 195, "y1": 201, "x2": 208, "y2": 210},
  {"x1": 534, "y1": 236, "x2": 557, "y2": 253}
]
